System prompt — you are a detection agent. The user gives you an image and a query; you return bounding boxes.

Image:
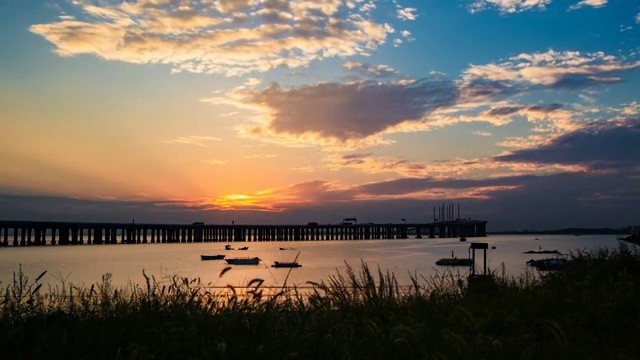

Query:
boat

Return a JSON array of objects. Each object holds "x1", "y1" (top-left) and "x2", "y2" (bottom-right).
[
  {"x1": 491, "y1": 246, "x2": 496, "y2": 249},
  {"x1": 435, "y1": 258, "x2": 473, "y2": 266},
  {"x1": 523, "y1": 249, "x2": 560, "y2": 254},
  {"x1": 224, "y1": 244, "x2": 234, "y2": 250},
  {"x1": 200, "y1": 254, "x2": 225, "y2": 261},
  {"x1": 526, "y1": 258, "x2": 566, "y2": 271},
  {"x1": 459, "y1": 237, "x2": 467, "y2": 242},
  {"x1": 279, "y1": 247, "x2": 297, "y2": 250},
  {"x1": 273, "y1": 251, "x2": 302, "y2": 268},
  {"x1": 272, "y1": 261, "x2": 302, "y2": 268},
  {"x1": 225, "y1": 257, "x2": 260, "y2": 265},
  {"x1": 238, "y1": 246, "x2": 249, "y2": 250}
]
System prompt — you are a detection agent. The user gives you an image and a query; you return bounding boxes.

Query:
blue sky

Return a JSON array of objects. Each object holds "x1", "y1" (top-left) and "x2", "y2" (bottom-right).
[{"x1": 0, "y1": 0, "x2": 639, "y2": 230}]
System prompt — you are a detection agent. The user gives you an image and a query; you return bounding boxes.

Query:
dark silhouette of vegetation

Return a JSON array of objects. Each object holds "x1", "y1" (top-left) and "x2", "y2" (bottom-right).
[{"x1": 1, "y1": 244, "x2": 639, "y2": 359}]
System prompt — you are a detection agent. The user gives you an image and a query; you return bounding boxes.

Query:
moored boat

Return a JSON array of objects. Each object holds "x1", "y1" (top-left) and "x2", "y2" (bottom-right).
[
  {"x1": 201, "y1": 254, "x2": 225, "y2": 261},
  {"x1": 225, "y1": 257, "x2": 260, "y2": 265},
  {"x1": 224, "y1": 244, "x2": 234, "y2": 250},
  {"x1": 459, "y1": 237, "x2": 467, "y2": 242},
  {"x1": 523, "y1": 249, "x2": 560, "y2": 254},
  {"x1": 238, "y1": 246, "x2": 249, "y2": 250},
  {"x1": 435, "y1": 258, "x2": 473, "y2": 266},
  {"x1": 272, "y1": 261, "x2": 302, "y2": 268}
]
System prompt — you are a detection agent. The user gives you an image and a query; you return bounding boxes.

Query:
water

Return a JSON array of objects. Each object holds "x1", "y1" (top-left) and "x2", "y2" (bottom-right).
[{"x1": 0, "y1": 235, "x2": 624, "y2": 289}]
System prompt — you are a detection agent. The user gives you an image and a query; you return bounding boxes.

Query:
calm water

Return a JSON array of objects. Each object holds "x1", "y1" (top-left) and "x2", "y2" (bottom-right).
[{"x1": 0, "y1": 235, "x2": 625, "y2": 289}]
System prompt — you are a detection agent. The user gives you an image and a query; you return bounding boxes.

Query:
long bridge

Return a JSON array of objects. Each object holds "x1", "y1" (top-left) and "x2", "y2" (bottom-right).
[{"x1": 0, "y1": 220, "x2": 487, "y2": 246}]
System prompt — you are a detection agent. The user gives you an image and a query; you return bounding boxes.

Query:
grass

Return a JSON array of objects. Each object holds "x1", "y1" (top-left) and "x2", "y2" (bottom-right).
[{"x1": 1, "y1": 244, "x2": 640, "y2": 359}]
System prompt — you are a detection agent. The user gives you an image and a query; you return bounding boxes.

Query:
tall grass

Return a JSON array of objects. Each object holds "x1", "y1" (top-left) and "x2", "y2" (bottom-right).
[{"x1": 2, "y1": 244, "x2": 640, "y2": 359}]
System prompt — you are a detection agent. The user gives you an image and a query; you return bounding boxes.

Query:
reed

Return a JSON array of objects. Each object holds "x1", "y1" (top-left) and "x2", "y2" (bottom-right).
[{"x1": 1, "y1": 244, "x2": 639, "y2": 359}]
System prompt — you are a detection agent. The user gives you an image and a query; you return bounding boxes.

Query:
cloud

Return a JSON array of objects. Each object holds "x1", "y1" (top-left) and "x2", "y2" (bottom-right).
[
  {"x1": 218, "y1": 78, "x2": 458, "y2": 149},
  {"x1": 243, "y1": 153, "x2": 278, "y2": 159},
  {"x1": 462, "y1": 49, "x2": 640, "y2": 90},
  {"x1": 30, "y1": 0, "x2": 404, "y2": 76},
  {"x1": 496, "y1": 117, "x2": 640, "y2": 169},
  {"x1": 397, "y1": 7, "x2": 417, "y2": 20},
  {"x1": 636, "y1": 12, "x2": 640, "y2": 23},
  {"x1": 414, "y1": 101, "x2": 586, "y2": 150},
  {"x1": 323, "y1": 153, "x2": 585, "y2": 180},
  {"x1": 204, "y1": 159, "x2": 229, "y2": 165},
  {"x1": 163, "y1": 136, "x2": 221, "y2": 147},
  {"x1": 342, "y1": 61, "x2": 399, "y2": 77},
  {"x1": 469, "y1": 0, "x2": 552, "y2": 14},
  {"x1": 620, "y1": 102, "x2": 640, "y2": 116},
  {"x1": 569, "y1": 0, "x2": 607, "y2": 11},
  {"x1": 472, "y1": 130, "x2": 493, "y2": 136}
]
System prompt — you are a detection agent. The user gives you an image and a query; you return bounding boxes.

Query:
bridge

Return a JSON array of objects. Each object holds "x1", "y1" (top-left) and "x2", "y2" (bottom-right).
[{"x1": 0, "y1": 220, "x2": 487, "y2": 246}]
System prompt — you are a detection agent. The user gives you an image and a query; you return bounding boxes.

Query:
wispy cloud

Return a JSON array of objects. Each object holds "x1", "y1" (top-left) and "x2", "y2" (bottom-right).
[
  {"x1": 164, "y1": 136, "x2": 221, "y2": 148},
  {"x1": 469, "y1": 0, "x2": 552, "y2": 14},
  {"x1": 29, "y1": 0, "x2": 408, "y2": 76},
  {"x1": 397, "y1": 7, "x2": 417, "y2": 20},
  {"x1": 323, "y1": 153, "x2": 585, "y2": 180},
  {"x1": 472, "y1": 130, "x2": 493, "y2": 136},
  {"x1": 462, "y1": 49, "x2": 640, "y2": 89},
  {"x1": 204, "y1": 159, "x2": 229, "y2": 165},
  {"x1": 243, "y1": 153, "x2": 278, "y2": 159},
  {"x1": 568, "y1": 0, "x2": 607, "y2": 11},
  {"x1": 342, "y1": 61, "x2": 399, "y2": 78}
]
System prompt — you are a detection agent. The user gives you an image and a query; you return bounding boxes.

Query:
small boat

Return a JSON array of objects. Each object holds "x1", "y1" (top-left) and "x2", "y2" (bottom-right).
[
  {"x1": 491, "y1": 246, "x2": 496, "y2": 249},
  {"x1": 280, "y1": 247, "x2": 297, "y2": 250},
  {"x1": 238, "y1": 246, "x2": 249, "y2": 250},
  {"x1": 526, "y1": 258, "x2": 566, "y2": 271},
  {"x1": 459, "y1": 237, "x2": 467, "y2": 242},
  {"x1": 273, "y1": 250, "x2": 302, "y2": 268},
  {"x1": 225, "y1": 257, "x2": 260, "y2": 265},
  {"x1": 224, "y1": 244, "x2": 234, "y2": 250},
  {"x1": 523, "y1": 249, "x2": 560, "y2": 254},
  {"x1": 435, "y1": 258, "x2": 473, "y2": 266},
  {"x1": 200, "y1": 254, "x2": 225, "y2": 261},
  {"x1": 272, "y1": 261, "x2": 302, "y2": 268}
]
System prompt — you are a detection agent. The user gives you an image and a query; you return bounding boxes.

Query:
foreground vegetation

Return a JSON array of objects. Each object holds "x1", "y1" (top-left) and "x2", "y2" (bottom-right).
[{"x1": 2, "y1": 245, "x2": 640, "y2": 359}]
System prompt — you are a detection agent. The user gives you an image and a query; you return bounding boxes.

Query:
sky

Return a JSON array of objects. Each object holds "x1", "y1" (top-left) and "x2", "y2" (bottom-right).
[{"x1": 0, "y1": 0, "x2": 639, "y2": 231}]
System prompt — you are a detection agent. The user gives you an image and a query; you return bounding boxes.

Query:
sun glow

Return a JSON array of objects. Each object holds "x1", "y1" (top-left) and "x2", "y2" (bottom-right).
[{"x1": 211, "y1": 193, "x2": 278, "y2": 211}]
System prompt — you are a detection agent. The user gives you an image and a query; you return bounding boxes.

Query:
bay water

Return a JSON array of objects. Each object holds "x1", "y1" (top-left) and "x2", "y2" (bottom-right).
[{"x1": 0, "y1": 234, "x2": 624, "y2": 290}]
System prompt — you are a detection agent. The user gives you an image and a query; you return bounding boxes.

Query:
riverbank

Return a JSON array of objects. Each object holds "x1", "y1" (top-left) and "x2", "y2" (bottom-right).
[{"x1": 1, "y1": 245, "x2": 639, "y2": 359}]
